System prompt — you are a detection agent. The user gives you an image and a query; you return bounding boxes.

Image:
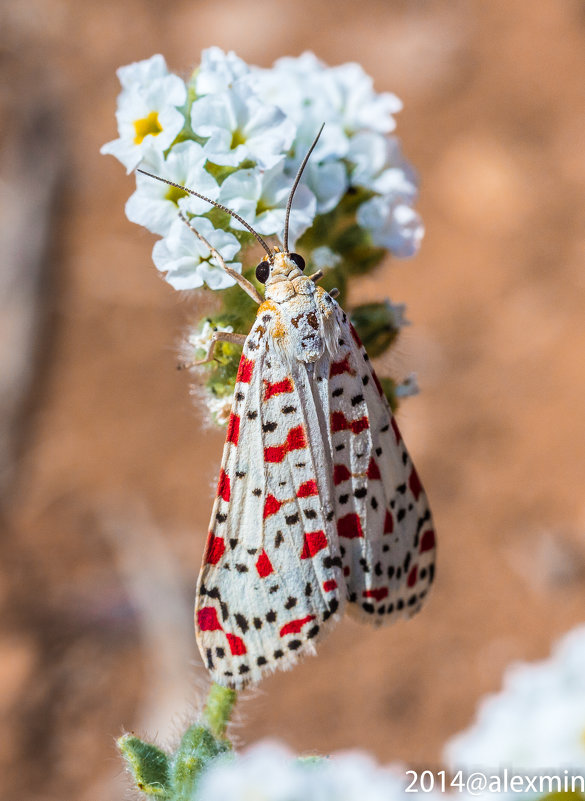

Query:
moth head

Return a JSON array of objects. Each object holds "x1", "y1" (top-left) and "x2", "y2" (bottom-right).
[{"x1": 255, "y1": 251, "x2": 306, "y2": 285}]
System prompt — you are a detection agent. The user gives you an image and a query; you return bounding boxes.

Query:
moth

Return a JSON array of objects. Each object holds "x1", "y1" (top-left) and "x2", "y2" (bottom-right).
[{"x1": 139, "y1": 128, "x2": 436, "y2": 690}]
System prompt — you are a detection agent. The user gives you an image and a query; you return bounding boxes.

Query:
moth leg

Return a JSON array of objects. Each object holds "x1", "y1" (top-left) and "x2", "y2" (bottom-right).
[
  {"x1": 329, "y1": 287, "x2": 340, "y2": 298},
  {"x1": 308, "y1": 269, "x2": 323, "y2": 283},
  {"x1": 178, "y1": 212, "x2": 263, "y2": 305},
  {"x1": 178, "y1": 331, "x2": 247, "y2": 369}
]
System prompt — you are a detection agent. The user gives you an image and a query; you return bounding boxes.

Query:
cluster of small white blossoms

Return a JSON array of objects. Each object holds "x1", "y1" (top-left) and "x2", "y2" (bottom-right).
[
  {"x1": 193, "y1": 741, "x2": 430, "y2": 801},
  {"x1": 444, "y1": 624, "x2": 585, "y2": 775},
  {"x1": 101, "y1": 48, "x2": 423, "y2": 292}
]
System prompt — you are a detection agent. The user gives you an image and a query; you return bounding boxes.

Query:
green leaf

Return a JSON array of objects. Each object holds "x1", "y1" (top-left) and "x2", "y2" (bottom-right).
[{"x1": 117, "y1": 734, "x2": 171, "y2": 799}]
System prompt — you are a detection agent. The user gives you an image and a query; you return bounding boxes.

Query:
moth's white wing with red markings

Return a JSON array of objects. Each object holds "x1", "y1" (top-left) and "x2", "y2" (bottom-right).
[
  {"x1": 315, "y1": 299, "x2": 436, "y2": 624},
  {"x1": 195, "y1": 313, "x2": 344, "y2": 689}
]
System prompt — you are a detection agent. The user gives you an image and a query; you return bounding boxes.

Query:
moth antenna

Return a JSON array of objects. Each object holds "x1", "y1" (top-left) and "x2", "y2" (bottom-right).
[
  {"x1": 282, "y1": 123, "x2": 325, "y2": 253},
  {"x1": 137, "y1": 169, "x2": 273, "y2": 259},
  {"x1": 178, "y1": 212, "x2": 263, "y2": 305}
]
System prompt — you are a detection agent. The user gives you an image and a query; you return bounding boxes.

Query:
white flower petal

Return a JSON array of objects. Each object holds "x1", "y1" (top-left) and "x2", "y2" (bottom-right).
[
  {"x1": 117, "y1": 54, "x2": 171, "y2": 92},
  {"x1": 357, "y1": 196, "x2": 423, "y2": 258},
  {"x1": 310, "y1": 246, "x2": 342, "y2": 270},
  {"x1": 101, "y1": 74, "x2": 187, "y2": 173},
  {"x1": 195, "y1": 46, "x2": 250, "y2": 95},
  {"x1": 125, "y1": 141, "x2": 218, "y2": 235},
  {"x1": 192, "y1": 88, "x2": 295, "y2": 169},
  {"x1": 218, "y1": 162, "x2": 316, "y2": 245},
  {"x1": 152, "y1": 217, "x2": 241, "y2": 290}
]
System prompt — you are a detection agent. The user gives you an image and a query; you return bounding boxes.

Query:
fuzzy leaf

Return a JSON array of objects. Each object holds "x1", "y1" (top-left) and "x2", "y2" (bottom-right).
[{"x1": 117, "y1": 733, "x2": 171, "y2": 798}]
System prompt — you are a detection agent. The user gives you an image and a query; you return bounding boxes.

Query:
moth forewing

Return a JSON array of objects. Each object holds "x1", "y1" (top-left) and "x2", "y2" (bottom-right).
[{"x1": 195, "y1": 292, "x2": 345, "y2": 689}]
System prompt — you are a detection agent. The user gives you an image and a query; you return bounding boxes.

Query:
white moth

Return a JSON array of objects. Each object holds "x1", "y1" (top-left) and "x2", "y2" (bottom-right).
[{"x1": 139, "y1": 127, "x2": 436, "y2": 690}]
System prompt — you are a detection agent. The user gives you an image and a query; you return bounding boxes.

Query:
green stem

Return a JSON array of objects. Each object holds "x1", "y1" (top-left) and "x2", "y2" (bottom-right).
[{"x1": 202, "y1": 683, "x2": 237, "y2": 738}]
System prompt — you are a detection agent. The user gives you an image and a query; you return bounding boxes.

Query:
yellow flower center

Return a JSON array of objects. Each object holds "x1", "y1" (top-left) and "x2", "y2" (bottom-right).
[
  {"x1": 255, "y1": 198, "x2": 270, "y2": 216},
  {"x1": 230, "y1": 128, "x2": 246, "y2": 149},
  {"x1": 133, "y1": 111, "x2": 163, "y2": 145},
  {"x1": 165, "y1": 185, "x2": 188, "y2": 205}
]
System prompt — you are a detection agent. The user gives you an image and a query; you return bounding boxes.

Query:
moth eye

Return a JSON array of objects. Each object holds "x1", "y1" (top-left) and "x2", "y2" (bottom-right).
[
  {"x1": 288, "y1": 252, "x2": 306, "y2": 272},
  {"x1": 255, "y1": 260, "x2": 271, "y2": 284}
]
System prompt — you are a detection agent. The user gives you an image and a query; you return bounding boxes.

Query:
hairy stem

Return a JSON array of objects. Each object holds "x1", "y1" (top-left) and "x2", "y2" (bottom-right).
[{"x1": 202, "y1": 683, "x2": 238, "y2": 738}]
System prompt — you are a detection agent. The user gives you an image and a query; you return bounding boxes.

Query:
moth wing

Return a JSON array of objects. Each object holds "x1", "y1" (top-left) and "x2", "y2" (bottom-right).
[
  {"x1": 317, "y1": 300, "x2": 436, "y2": 625},
  {"x1": 195, "y1": 315, "x2": 343, "y2": 689}
]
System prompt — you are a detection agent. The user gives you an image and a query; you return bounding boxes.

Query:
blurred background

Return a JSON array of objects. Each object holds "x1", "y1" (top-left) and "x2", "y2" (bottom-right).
[{"x1": 2, "y1": 1, "x2": 585, "y2": 798}]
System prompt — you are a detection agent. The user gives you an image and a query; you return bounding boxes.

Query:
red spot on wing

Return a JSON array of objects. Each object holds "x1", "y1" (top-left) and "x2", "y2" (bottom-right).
[
  {"x1": 323, "y1": 579, "x2": 338, "y2": 592},
  {"x1": 420, "y1": 529, "x2": 435, "y2": 553},
  {"x1": 297, "y1": 479, "x2": 318, "y2": 497},
  {"x1": 263, "y1": 494, "x2": 282, "y2": 519},
  {"x1": 329, "y1": 354, "x2": 355, "y2": 377},
  {"x1": 337, "y1": 513, "x2": 364, "y2": 539},
  {"x1": 287, "y1": 426, "x2": 306, "y2": 449},
  {"x1": 279, "y1": 614, "x2": 316, "y2": 637},
  {"x1": 351, "y1": 416, "x2": 370, "y2": 434},
  {"x1": 350, "y1": 324, "x2": 363, "y2": 348},
  {"x1": 226, "y1": 633, "x2": 247, "y2": 656},
  {"x1": 264, "y1": 425, "x2": 307, "y2": 463},
  {"x1": 407, "y1": 565, "x2": 418, "y2": 587},
  {"x1": 333, "y1": 464, "x2": 351, "y2": 485},
  {"x1": 227, "y1": 412, "x2": 240, "y2": 445},
  {"x1": 391, "y1": 417, "x2": 402, "y2": 444},
  {"x1": 264, "y1": 377, "x2": 294, "y2": 400},
  {"x1": 409, "y1": 467, "x2": 422, "y2": 500},
  {"x1": 330, "y1": 412, "x2": 346, "y2": 433},
  {"x1": 384, "y1": 510, "x2": 394, "y2": 534},
  {"x1": 363, "y1": 588, "x2": 388, "y2": 602},
  {"x1": 205, "y1": 534, "x2": 225, "y2": 565},
  {"x1": 367, "y1": 458, "x2": 381, "y2": 480},
  {"x1": 217, "y1": 469, "x2": 230, "y2": 502},
  {"x1": 255, "y1": 549, "x2": 274, "y2": 578},
  {"x1": 197, "y1": 607, "x2": 223, "y2": 632},
  {"x1": 300, "y1": 530, "x2": 327, "y2": 558},
  {"x1": 264, "y1": 444, "x2": 286, "y2": 463},
  {"x1": 330, "y1": 411, "x2": 370, "y2": 435},
  {"x1": 236, "y1": 356, "x2": 254, "y2": 383}
]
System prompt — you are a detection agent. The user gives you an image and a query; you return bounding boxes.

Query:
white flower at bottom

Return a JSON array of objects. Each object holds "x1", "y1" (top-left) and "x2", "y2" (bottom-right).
[
  {"x1": 125, "y1": 141, "x2": 219, "y2": 236},
  {"x1": 444, "y1": 624, "x2": 585, "y2": 773},
  {"x1": 152, "y1": 217, "x2": 241, "y2": 290},
  {"x1": 194, "y1": 740, "x2": 424, "y2": 801},
  {"x1": 357, "y1": 196, "x2": 424, "y2": 258}
]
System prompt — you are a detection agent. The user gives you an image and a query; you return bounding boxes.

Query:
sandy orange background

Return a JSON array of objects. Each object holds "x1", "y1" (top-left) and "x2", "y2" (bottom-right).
[{"x1": 2, "y1": 1, "x2": 585, "y2": 798}]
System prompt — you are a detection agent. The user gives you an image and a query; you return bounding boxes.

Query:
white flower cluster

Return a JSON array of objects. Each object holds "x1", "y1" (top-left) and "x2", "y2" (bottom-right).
[
  {"x1": 102, "y1": 48, "x2": 423, "y2": 292},
  {"x1": 194, "y1": 741, "x2": 427, "y2": 801},
  {"x1": 444, "y1": 625, "x2": 585, "y2": 773}
]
